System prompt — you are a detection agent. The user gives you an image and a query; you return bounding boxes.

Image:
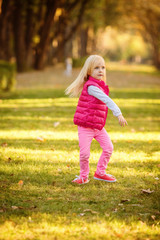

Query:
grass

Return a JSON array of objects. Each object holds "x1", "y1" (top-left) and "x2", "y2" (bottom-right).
[{"x1": 0, "y1": 66, "x2": 160, "y2": 239}]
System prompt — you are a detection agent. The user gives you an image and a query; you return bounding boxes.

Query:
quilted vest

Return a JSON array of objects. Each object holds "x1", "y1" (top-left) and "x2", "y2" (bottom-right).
[{"x1": 74, "y1": 76, "x2": 109, "y2": 130}]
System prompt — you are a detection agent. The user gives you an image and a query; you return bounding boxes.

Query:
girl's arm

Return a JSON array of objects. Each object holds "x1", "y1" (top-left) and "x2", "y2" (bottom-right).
[{"x1": 88, "y1": 85, "x2": 127, "y2": 126}]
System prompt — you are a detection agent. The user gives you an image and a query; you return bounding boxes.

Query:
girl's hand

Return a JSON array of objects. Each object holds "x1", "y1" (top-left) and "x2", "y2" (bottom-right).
[{"x1": 118, "y1": 114, "x2": 128, "y2": 127}]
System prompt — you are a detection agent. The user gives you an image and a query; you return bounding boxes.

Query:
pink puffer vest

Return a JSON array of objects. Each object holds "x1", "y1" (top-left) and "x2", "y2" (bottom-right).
[{"x1": 74, "y1": 76, "x2": 109, "y2": 130}]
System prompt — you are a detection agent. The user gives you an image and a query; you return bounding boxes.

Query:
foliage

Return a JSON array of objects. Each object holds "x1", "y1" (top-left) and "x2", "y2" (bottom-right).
[
  {"x1": 0, "y1": 60, "x2": 16, "y2": 91},
  {"x1": 72, "y1": 56, "x2": 89, "y2": 68}
]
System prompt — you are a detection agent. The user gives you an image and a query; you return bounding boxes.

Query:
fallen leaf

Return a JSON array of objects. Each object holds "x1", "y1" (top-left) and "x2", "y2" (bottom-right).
[
  {"x1": 139, "y1": 127, "x2": 145, "y2": 131},
  {"x1": 79, "y1": 213, "x2": 85, "y2": 216},
  {"x1": 29, "y1": 205, "x2": 37, "y2": 210},
  {"x1": 8, "y1": 157, "x2": 12, "y2": 162},
  {"x1": 155, "y1": 177, "x2": 159, "y2": 180},
  {"x1": 120, "y1": 199, "x2": 130, "y2": 203},
  {"x1": 12, "y1": 206, "x2": 18, "y2": 210},
  {"x1": 141, "y1": 189, "x2": 154, "y2": 194},
  {"x1": 127, "y1": 140, "x2": 132, "y2": 143},
  {"x1": 113, "y1": 208, "x2": 118, "y2": 212},
  {"x1": 157, "y1": 164, "x2": 160, "y2": 168},
  {"x1": 46, "y1": 197, "x2": 53, "y2": 200},
  {"x1": 37, "y1": 136, "x2": 46, "y2": 142},
  {"x1": 67, "y1": 164, "x2": 70, "y2": 168},
  {"x1": 148, "y1": 140, "x2": 152, "y2": 144},
  {"x1": 52, "y1": 181, "x2": 56, "y2": 186},
  {"x1": 151, "y1": 215, "x2": 156, "y2": 220},
  {"x1": 50, "y1": 148, "x2": 55, "y2": 151},
  {"x1": 130, "y1": 204, "x2": 143, "y2": 207},
  {"x1": 83, "y1": 209, "x2": 98, "y2": 214},
  {"x1": 53, "y1": 122, "x2": 60, "y2": 127},
  {"x1": 1, "y1": 142, "x2": 8, "y2": 147},
  {"x1": 131, "y1": 128, "x2": 136, "y2": 132},
  {"x1": 0, "y1": 209, "x2": 4, "y2": 213},
  {"x1": 18, "y1": 180, "x2": 23, "y2": 186},
  {"x1": 28, "y1": 217, "x2": 33, "y2": 223},
  {"x1": 105, "y1": 213, "x2": 110, "y2": 217}
]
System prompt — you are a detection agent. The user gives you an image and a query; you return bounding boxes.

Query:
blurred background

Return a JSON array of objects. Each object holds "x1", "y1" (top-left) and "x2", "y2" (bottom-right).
[{"x1": 0, "y1": 0, "x2": 160, "y2": 90}]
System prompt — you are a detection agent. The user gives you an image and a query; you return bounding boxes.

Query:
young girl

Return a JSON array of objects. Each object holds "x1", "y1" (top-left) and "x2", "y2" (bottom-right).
[{"x1": 65, "y1": 55, "x2": 127, "y2": 184}]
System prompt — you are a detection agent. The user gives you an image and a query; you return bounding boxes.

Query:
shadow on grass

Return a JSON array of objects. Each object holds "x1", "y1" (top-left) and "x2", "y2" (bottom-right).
[
  {"x1": 1, "y1": 88, "x2": 160, "y2": 100},
  {"x1": 0, "y1": 138, "x2": 159, "y2": 155},
  {"x1": 0, "y1": 165, "x2": 159, "y2": 226}
]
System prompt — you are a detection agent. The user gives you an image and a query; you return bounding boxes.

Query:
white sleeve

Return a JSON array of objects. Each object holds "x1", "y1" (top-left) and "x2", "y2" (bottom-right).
[{"x1": 88, "y1": 85, "x2": 122, "y2": 117}]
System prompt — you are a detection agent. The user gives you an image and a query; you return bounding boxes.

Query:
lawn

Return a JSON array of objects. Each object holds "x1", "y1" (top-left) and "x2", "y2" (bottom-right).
[{"x1": 0, "y1": 66, "x2": 160, "y2": 240}]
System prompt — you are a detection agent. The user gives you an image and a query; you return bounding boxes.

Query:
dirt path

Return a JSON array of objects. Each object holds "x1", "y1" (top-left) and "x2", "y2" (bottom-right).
[{"x1": 16, "y1": 64, "x2": 160, "y2": 89}]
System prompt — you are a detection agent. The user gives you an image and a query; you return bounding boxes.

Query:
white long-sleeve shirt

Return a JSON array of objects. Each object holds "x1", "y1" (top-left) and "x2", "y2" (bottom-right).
[{"x1": 88, "y1": 85, "x2": 122, "y2": 117}]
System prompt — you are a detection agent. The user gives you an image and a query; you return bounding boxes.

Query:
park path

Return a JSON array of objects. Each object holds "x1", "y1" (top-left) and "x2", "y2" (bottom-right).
[{"x1": 16, "y1": 64, "x2": 160, "y2": 89}]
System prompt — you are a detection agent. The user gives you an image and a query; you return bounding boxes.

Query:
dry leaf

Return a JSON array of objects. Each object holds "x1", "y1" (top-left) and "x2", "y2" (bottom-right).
[
  {"x1": 113, "y1": 208, "x2": 118, "y2": 212},
  {"x1": 1, "y1": 142, "x2": 8, "y2": 147},
  {"x1": 131, "y1": 128, "x2": 136, "y2": 132},
  {"x1": 83, "y1": 209, "x2": 98, "y2": 214},
  {"x1": 120, "y1": 199, "x2": 130, "y2": 203},
  {"x1": 18, "y1": 180, "x2": 23, "y2": 186},
  {"x1": 37, "y1": 136, "x2": 46, "y2": 142},
  {"x1": 155, "y1": 177, "x2": 159, "y2": 180},
  {"x1": 0, "y1": 209, "x2": 4, "y2": 213},
  {"x1": 53, "y1": 122, "x2": 60, "y2": 127},
  {"x1": 141, "y1": 189, "x2": 154, "y2": 194},
  {"x1": 151, "y1": 215, "x2": 156, "y2": 220},
  {"x1": 105, "y1": 213, "x2": 110, "y2": 217},
  {"x1": 139, "y1": 127, "x2": 145, "y2": 131},
  {"x1": 12, "y1": 206, "x2": 18, "y2": 210},
  {"x1": 46, "y1": 197, "x2": 53, "y2": 200},
  {"x1": 8, "y1": 157, "x2": 12, "y2": 162},
  {"x1": 130, "y1": 204, "x2": 143, "y2": 207},
  {"x1": 79, "y1": 213, "x2": 85, "y2": 216}
]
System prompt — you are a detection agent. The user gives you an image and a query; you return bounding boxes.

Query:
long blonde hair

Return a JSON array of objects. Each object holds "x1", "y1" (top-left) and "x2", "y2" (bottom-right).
[{"x1": 65, "y1": 55, "x2": 106, "y2": 97}]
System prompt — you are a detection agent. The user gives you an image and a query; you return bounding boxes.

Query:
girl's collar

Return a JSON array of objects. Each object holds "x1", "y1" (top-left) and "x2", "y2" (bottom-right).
[{"x1": 88, "y1": 75, "x2": 106, "y2": 85}]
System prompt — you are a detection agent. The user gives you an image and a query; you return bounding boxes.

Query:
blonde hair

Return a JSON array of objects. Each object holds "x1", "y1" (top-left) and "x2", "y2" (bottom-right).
[{"x1": 65, "y1": 55, "x2": 106, "y2": 97}]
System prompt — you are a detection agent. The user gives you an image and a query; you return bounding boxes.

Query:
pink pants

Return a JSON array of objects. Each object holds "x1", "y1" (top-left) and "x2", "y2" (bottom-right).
[{"x1": 78, "y1": 126, "x2": 113, "y2": 179}]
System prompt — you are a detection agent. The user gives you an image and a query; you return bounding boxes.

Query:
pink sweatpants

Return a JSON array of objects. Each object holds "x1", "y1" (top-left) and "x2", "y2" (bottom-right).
[{"x1": 78, "y1": 126, "x2": 113, "y2": 179}]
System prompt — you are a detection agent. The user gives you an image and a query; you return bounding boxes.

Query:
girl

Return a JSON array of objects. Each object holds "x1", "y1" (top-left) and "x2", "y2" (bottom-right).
[{"x1": 65, "y1": 55, "x2": 127, "y2": 184}]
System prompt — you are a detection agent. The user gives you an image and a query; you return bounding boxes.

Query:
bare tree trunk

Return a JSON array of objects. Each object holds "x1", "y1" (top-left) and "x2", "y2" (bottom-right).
[
  {"x1": 79, "y1": 26, "x2": 88, "y2": 57},
  {"x1": 0, "y1": 0, "x2": 12, "y2": 60},
  {"x1": 54, "y1": 0, "x2": 89, "y2": 59},
  {"x1": 12, "y1": 0, "x2": 26, "y2": 72},
  {"x1": 25, "y1": 0, "x2": 36, "y2": 69},
  {"x1": 34, "y1": 0, "x2": 58, "y2": 70}
]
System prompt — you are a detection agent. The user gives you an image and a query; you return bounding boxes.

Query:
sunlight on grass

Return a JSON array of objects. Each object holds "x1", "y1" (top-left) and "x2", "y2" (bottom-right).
[{"x1": 0, "y1": 87, "x2": 160, "y2": 240}]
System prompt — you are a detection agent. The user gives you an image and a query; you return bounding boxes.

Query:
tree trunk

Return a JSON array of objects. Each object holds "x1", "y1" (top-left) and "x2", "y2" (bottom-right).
[
  {"x1": 25, "y1": 0, "x2": 36, "y2": 69},
  {"x1": 0, "y1": 0, "x2": 12, "y2": 60},
  {"x1": 12, "y1": 0, "x2": 26, "y2": 72},
  {"x1": 79, "y1": 26, "x2": 88, "y2": 57},
  {"x1": 34, "y1": 0, "x2": 58, "y2": 70}
]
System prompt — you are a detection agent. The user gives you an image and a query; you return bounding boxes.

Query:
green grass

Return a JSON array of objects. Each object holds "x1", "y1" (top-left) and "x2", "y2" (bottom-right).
[{"x1": 0, "y1": 81, "x2": 160, "y2": 239}]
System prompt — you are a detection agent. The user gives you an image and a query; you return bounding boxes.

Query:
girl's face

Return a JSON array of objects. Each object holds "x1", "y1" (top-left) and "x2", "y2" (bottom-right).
[{"x1": 90, "y1": 59, "x2": 106, "y2": 81}]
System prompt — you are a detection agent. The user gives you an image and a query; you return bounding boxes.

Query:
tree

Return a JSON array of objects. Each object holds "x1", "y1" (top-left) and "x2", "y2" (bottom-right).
[
  {"x1": 107, "y1": 0, "x2": 160, "y2": 69},
  {"x1": 0, "y1": 0, "x2": 91, "y2": 71}
]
